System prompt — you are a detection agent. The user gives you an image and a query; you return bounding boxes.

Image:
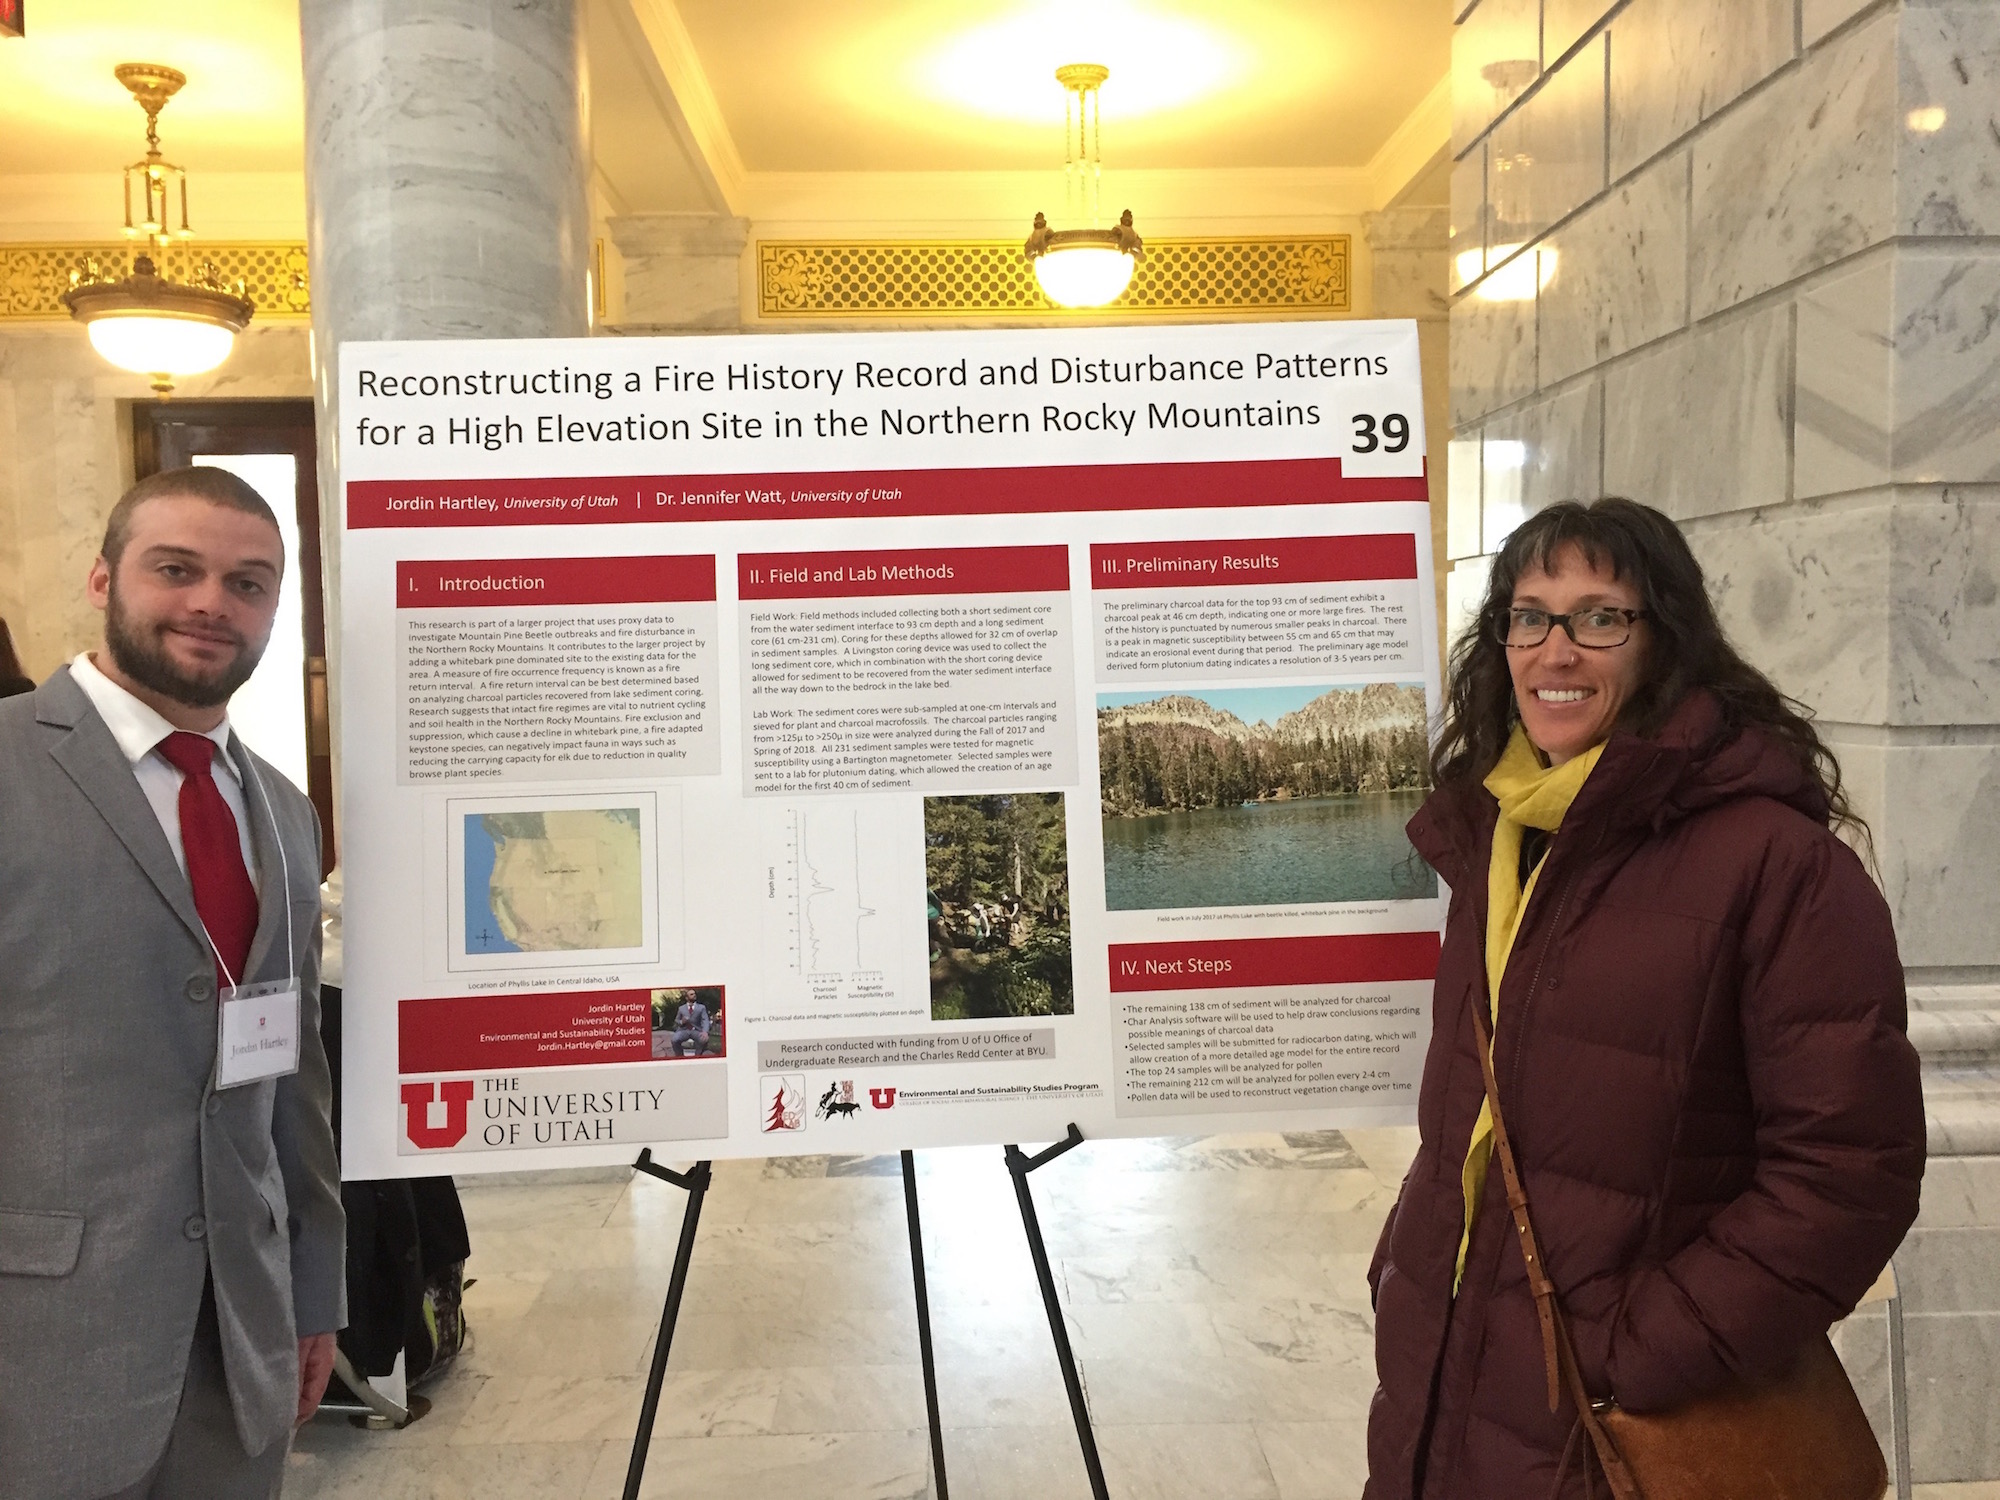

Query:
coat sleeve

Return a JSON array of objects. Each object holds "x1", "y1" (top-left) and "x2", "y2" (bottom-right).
[
  {"x1": 273, "y1": 809, "x2": 347, "y2": 1337},
  {"x1": 1607, "y1": 827, "x2": 1925, "y2": 1411}
]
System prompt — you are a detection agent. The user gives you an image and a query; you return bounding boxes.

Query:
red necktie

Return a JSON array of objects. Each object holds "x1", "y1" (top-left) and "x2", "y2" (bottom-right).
[{"x1": 158, "y1": 731, "x2": 260, "y2": 990}]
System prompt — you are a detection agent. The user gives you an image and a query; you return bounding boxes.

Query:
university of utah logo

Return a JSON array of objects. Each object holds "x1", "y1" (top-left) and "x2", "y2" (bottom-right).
[
  {"x1": 816, "y1": 1080, "x2": 860, "y2": 1120},
  {"x1": 869, "y1": 1087, "x2": 897, "y2": 1110},
  {"x1": 401, "y1": 1079, "x2": 474, "y2": 1149},
  {"x1": 760, "y1": 1074, "x2": 805, "y2": 1133}
]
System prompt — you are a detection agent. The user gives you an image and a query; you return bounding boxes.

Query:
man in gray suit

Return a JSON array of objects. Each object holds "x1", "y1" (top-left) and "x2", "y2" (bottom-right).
[{"x1": 0, "y1": 466, "x2": 344, "y2": 1499}]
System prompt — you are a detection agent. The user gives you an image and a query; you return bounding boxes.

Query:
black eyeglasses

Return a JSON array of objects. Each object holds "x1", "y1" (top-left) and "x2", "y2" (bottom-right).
[{"x1": 1494, "y1": 606, "x2": 1646, "y2": 649}]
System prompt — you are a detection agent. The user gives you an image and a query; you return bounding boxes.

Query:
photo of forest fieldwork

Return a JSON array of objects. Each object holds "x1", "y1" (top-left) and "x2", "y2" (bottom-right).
[
  {"x1": 1097, "y1": 683, "x2": 1436, "y2": 911},
  {"x1": 924, "y1": 792, "x2": 1074, "y2": 1020}
]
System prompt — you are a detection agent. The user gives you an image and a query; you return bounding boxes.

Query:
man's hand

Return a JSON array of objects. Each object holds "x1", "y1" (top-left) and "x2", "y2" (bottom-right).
[{"x1": 297, "y1": 1332, "x2": 337, "y2": 1424}]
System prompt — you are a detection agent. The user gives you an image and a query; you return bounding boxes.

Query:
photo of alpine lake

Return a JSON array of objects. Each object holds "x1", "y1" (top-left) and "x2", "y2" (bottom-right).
[{"x1": 1098, "y1": 682, "x2": 1437, "y2": 911}]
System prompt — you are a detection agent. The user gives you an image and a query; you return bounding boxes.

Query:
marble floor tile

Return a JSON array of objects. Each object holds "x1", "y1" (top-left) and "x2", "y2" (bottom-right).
[
  {"x1": 770, "y1": 1363, "x2": 929, "y2": 1433},
  {"x1": 470, "y1": 1311, "x2": 661, "y2": 1379},
  {"x1": 454, "y1": 1370, "x2": 781, "y2": 1445},
  {"x1": 1209, "y1": 1300, "x2": 1376, "y2": 1367},
  {"x1": 666, "y1": 1304, "x2": 921, "y2": 1369},
  {"x1": 286, "y1": 1438, "x2": 610, "y2": 1500},
  {"x1": 588, "y1": 1429, "x2": 933, "y2": 1500},
  {"x1": 1255, "y1": 1420, "x2": 1371, "y2": 1500},
  {"x1": 1075, "y1": 1354, "x2": 1258, "y2": 1425},
  {"x1": 1095, "y1": 1422, "x2": 1281, "y2": 1500},
  {"x1": 951, "y1": 1423, "x2": 1097, "y2": 1500}
]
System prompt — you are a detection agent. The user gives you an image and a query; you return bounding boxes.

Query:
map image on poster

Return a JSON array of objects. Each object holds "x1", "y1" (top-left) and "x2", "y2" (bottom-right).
[
  {"x1": 338, "y1": 321, "x2": 1446, "y2": 1176},
  {"x1": 463, "y1": 807, "x2": 644, "y2": 953}
]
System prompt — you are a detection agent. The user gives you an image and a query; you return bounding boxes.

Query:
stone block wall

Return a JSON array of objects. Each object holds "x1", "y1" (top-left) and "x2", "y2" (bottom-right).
[{"x1": 1448, "y1": 0, "x2": 2000, "y2": 1481}]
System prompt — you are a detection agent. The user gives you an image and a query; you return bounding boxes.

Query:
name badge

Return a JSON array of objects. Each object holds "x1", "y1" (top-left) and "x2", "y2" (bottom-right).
[{"x1": 216, "y1": 978, "x2": 302, "y2": 1089}]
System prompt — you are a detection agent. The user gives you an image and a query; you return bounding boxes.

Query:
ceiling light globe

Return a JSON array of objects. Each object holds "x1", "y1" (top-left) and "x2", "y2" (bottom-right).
[
  {"x1": 85, "y1": 315, "x2": 237, "y2": 380},
  {"x1": 1032, "y1": 245, "x2": 1138, "y2": 309}
]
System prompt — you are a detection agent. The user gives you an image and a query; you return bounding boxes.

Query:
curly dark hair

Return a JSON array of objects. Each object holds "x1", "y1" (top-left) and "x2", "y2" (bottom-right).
[{"x1": 1433, "y1": 498, "x2": 1866, "y2": 846}]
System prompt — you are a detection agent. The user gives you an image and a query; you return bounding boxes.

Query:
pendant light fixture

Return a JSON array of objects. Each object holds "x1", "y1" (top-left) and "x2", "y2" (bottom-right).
[
  {"x1": 1024, "y1": 63, "x2": 1143, "y2": 309},
  {"x1": 60, "y1": 64, "x2": 254, "y2": 395}
]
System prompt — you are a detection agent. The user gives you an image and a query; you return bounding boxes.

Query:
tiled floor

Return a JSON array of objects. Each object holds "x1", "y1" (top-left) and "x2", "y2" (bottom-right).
[
  {"x1": 287, "y1": 1130, "x2": 1412, "y2": 1500},
  {"x1": 286, "y1": 1131, "x2": 1995, "y2": 1500}
]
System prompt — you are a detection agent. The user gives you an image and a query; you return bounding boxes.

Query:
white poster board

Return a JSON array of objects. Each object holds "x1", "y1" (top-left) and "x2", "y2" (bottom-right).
[{"x1": 337, "y1": 322, "x2": 1443, "y2": 1178}]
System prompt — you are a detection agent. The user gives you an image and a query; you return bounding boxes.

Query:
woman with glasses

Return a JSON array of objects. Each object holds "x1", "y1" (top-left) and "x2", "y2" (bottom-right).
[{"x1": 1363, "y1": 498, "x2": 1925, "y2": 1498}]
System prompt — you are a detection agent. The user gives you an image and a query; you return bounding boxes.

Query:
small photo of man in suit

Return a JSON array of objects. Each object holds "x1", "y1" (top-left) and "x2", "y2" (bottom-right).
[{"x1": 0, "y1": 466, "x2": 344, "y2": 1500}]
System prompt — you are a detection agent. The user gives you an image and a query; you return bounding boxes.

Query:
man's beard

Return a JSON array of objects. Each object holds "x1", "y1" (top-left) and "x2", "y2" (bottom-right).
[{"x1": 105, "y1": 583, "x2": 264, "y2": 709}]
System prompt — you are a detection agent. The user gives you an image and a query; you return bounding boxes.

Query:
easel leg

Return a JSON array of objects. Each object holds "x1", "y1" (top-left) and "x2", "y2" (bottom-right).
[
  {"x1": 903, "y1": 1149, "x2": 950, "y2": 1499},
  {"x1": 1004, "y1": 1125, "x2": 1109, "y2": 1500},
  {"x1": 622, "y1": 1152, "x2": 714, "y2": 1500}
]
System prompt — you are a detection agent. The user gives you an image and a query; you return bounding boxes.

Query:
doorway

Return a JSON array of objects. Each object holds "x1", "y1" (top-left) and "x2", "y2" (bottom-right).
[{"x1": 133, "y1": 400, "x2": 335, "y2": 875}]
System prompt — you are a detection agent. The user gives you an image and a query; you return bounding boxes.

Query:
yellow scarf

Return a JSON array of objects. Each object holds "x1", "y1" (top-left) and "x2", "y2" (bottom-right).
[{"x1": 1454, "y1": 724, "x2": 1604, "y2": 1292}]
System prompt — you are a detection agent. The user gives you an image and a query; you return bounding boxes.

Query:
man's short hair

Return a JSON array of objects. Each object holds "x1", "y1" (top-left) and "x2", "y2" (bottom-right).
[{"x1": 101, "y1": 466, "x2": 283, "y2": 569}]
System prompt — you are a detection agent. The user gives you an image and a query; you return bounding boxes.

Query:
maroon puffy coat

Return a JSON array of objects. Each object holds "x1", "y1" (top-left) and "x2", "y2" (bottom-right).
[{"x1": 1365, "y1": 692, "x2": 1926, "y2": 1500}]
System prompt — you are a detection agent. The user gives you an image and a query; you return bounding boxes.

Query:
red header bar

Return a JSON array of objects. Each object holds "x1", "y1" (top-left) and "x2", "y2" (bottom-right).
[
  {"x1": 347, "y1": 458, "x2": 1428, "y2": 528},
  {"x1": 1108, "y1": 932, "x2": 1440, "y2": 993},
  {"x1": 739, "y1": 544, "x2": 1068, "y2": 600},
  {"x1": 1090, "y1": 533, "x2": 1417, "y2": 590},
  {"x1": 400, "y1": 989, "x2": 719, "y2": 1072},
  {"x1": 395, "y1": 554, "x2": 716, "y2": 607}
]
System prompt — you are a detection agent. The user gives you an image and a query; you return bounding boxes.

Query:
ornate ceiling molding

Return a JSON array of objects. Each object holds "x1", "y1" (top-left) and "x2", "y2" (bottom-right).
[
  {"x1": 757, "y1": 235, "x2": 1351, "y2": 320},
  {"x1": 0, "y1": 242, "x2": 310, "y2": 321}
]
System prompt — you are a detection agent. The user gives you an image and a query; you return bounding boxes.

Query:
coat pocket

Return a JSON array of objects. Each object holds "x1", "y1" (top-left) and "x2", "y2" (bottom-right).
[{"x1": 0, "y1": 1207, "x2": 85, "y2": 1277}]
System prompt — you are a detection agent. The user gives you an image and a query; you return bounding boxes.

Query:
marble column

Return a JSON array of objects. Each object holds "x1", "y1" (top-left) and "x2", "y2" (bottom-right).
[{"x1": 297, "y1": 0, "x2": 592, "y2": 828}]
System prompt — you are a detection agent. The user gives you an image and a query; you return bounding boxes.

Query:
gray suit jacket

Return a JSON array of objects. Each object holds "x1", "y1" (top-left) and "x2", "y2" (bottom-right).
[{"x1": 0, "y1": 671, "x2": 345, "y2": 1499}]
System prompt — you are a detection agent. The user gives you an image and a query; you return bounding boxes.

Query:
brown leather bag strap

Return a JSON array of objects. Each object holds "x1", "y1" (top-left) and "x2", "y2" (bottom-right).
[{"x1": 1469, "y1": 991, "x2": 1644, "y2": 1500}]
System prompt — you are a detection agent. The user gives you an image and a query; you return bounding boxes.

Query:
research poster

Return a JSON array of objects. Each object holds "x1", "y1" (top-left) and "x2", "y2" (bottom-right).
[{"x1": 337, "y1": 322, "x2": 1444, "y2": 1178}]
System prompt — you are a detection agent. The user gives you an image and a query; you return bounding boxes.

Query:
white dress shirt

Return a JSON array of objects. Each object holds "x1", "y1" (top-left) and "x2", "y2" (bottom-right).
[{"x1": 69, "y1": 652, "x2": 260, "y2": 885}]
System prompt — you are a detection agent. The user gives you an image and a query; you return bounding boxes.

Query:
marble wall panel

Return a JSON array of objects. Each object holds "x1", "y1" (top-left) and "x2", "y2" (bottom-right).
[
  {"x1": 1691, "y1": 503, "x2": 1891, "y2": 726},
  {"x1": 1448, "y1": 286, "x2": 1536, "y2": 424},
  {"x1": 1690, "y1": 8, "x2": 1897, "y2": 320},
  {"x1": 1489, "y1": 35, "x2": 1607, "y2": 253},
  {"x1": 1784, "y1": 726, "x2": 2000, "y2": 972},
  {"x1": 1445, "y1": 554, "x2": 1495, "y2": 659},
  {"x1": 1543, "y1": 0, "x2": 1617, "y2": 67},
  {"x1": 1447, "y1": 433, "x2": 1484, "y2": 561},
  {"x1": 1603, "y1": 303, "x2": 1791, "y2": 521},
  {"x1": 1895, "y1": 1225, "x2": 2000, "y2": 1316},
  {"x1": 1802, "y1": 0, "x2": 1890, "y2": 50},
  {"x1": 1608, "y1": 0, "x2": 1796, "y2": 182},
  {"x1": 1800, "y1": 250, "x2": 2000, "y2": 496},
  {"x1": 1482, "y1": 380, "x2": 1604, "y2": 552},
  {"x1": 611, "y1": 213, "x2": 749, "y2": 331},
  {"x1": 1795, "y1": 255, "x2": 1896, "y2": 499},
  {"x1": 1898, "y1": 2, "x2": 2000, "y2": 237},
  {"x1": 1452, "y1": 0, "x2": 1542, "y2": 157},
  {"x1": 1450, "y1": 147, "x2": 1487, "y2": 294},
  {"x1": 1906, "y1": 1309, "x2": 2000, "y2": 1482},
  {"x1": 1888, "y1": 253, "x2": 2000, "y2": 485},
  {"x1": 1537, "y1": 150, "x2": 1688, "y2": 387},
  {"x1": 1365, "y1": 207, "x2": 1451, "y2": 322},
  {"x1": 1889, "y1": 495, "x2": 2000, "y2": 726}
]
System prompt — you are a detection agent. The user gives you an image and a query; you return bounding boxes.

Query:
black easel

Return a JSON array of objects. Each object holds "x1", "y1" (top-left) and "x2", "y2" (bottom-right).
[
  {"x1": 620, "y1": 1125, "x2": 1105, "y2": 1500},
  {"x1": 1005, "y1": 1125, "x2": 1110, "y2": 1500},
  {"x1": 621, "y1": 1151, "x2": 712, "y2": 1500},
  {"x1": 903, "y1": 1149, "x2": 949, "y2": 1500}
]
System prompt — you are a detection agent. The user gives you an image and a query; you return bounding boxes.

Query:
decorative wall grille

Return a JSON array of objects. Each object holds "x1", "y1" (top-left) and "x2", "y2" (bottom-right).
[
  {"x1": 757, "y1": 235, "x2": 1350, "y2": 319},
  {"x1": 0, "y1": 242, "x2": 311, "y2": 320}
]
